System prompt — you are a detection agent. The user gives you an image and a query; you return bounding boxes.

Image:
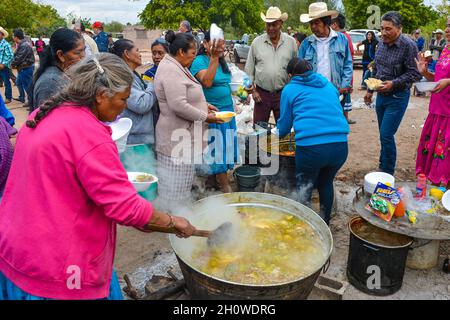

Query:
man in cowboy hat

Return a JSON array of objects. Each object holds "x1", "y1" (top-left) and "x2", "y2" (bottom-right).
[
  {"x1": 298, "y1": 2, "x2": 353, "y2": 122},
  {"x1": 430, "y1": 28, "x2": 446, "y2": 61},
  {"x1": 92, "y1": 21, "x2": 109, "y2": 52},
  {"x1": 0, "y1": 27, "x2": 14, "y2": 104},
  {"x1": 245, "y1": 6, "x2": 297, "y2": 124}
]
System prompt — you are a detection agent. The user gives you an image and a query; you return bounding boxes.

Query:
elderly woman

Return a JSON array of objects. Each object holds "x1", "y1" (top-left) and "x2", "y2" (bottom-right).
[
  {"x1": 111, "y1": 39, "x2": 158, "y2": 200},
  {"x1": 276, "y1": 58, "x2": 349, "y2": 225},
  {"x1": 154, "y1": 33, "x2": 222, "y2": 211},
  {"x1": 190, "y1": 31, "x2": 238, "y2": 193},
  {"x1": 32, "y1": 28, "x2": 86, "y2": 111},
  {"x1": 0, "y1": 54, "x2": 196, "y2": 300}
]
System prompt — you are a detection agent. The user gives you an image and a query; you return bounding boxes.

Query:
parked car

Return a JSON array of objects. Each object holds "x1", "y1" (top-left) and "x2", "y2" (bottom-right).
[
  {"x1": 348, "y1": 31, "x2": 366, "y2": 67},
  {"x1": 350, "y1": 29, "x2": 381, "y2": 38},
  {"x1": 31, "y1": 37, "x2": 50, "y2": 46},
  {"x1": 232, "y1": 34, "x2": 250, "y2": 63}
]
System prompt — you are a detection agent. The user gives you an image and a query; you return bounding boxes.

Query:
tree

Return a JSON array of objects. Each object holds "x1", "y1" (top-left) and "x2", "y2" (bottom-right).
[
  {"x1": 342, "y1": 0, "x2": 439, "y2": 33},
  {"x1": 265, "y1": 0, "x2": 340, "y2": 30},
  {"x1": 29, "y1": 4, "x2": 66, "y2": 37},
  {"x1": 139, "y1": 0, "x2": 265, "y2": 34},
  {"x1": 104, "y1": 21, "x2": 125, "y2": 33},
  {"x1": 418, "y1": 0, "x2": 449, "y2": 41},
  {"x1": 0, "y1": 0, "x2": 65, "y2": 37}
]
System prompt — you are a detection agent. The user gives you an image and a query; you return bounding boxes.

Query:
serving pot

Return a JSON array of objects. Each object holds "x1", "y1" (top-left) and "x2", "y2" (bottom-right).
[{"x1": 169, "y1": 192, "x2": 333, "y2": 300}]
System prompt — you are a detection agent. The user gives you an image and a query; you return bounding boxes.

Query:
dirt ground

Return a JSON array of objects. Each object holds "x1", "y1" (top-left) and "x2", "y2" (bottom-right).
[{"x1": 6, "y1": 67, "x2": 450, "y2": 300}]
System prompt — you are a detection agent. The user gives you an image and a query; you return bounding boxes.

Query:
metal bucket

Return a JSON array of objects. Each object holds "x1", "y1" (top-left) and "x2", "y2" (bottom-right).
[
  {"x1": 170, "y1": 192, "x2": 333, "y2": 300},
  {"x1": 347, "y1": 216, "x2": 413, "y2": 296}
]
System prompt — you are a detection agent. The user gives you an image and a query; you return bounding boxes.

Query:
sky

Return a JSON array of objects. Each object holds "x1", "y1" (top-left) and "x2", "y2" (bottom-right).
[
  {"x1": 39, "y1": 0, "x2": 149, "y2": 24},
  {"x1": 39, "y1": 0, "x2": 443, "y2": 25}
]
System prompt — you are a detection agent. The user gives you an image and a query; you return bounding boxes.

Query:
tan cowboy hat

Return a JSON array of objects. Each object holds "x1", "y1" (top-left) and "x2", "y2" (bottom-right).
[
  {"x1": 434, "y1": 29, "x2": 444, "y2": 34},
  {"x1": 300, "y1": 2, "x2": 339, "y2": 23},
  {"x1": 261, "y1": 7, "x2": 288, "y2": 23},
  {"x1": 0, "y1": 27, "x2": 9, "y2": 38}
]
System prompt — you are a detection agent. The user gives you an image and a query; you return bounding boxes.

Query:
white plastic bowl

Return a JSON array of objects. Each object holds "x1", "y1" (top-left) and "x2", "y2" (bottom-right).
[
  {"x1": 215, "y1": 111, "x2": 236, "y2": 123},
  {"x1": 414, "y1": 81, "x2": 438, "y2": 92},
  {"x1": 229, "y1": 82, "x2": 242, "y2": 93},
  {"x1": 442, "y1": 190, "x2": 450, "y2": 212},
  {"x1": 110, "y1": 118, "x2": 132, "y2": 153},
  {"x1": 364, "y1": 172, "x2": 395, "y2": 194},
  {"x1": 127, "y1": 172, "x2": 158, "y2": 192}
]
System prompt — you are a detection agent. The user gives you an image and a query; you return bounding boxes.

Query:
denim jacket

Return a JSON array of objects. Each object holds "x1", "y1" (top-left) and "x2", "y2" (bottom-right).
[{"x1": 298, "y1": 31, "x2": 353, "y2": 89}]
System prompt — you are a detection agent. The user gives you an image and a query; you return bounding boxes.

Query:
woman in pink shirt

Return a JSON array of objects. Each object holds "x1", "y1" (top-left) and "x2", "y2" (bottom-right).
[{"x1": 0, "y1": 53, "x2": 196, "y2": 300}]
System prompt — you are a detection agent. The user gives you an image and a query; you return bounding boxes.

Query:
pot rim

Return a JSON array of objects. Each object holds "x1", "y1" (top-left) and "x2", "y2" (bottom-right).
[
  {"x1": 170, "y1": 192, "x2": 333, "y2": 288},
  {"x1": 349, "y1": 216, "x2": 413, "y2": 249}
]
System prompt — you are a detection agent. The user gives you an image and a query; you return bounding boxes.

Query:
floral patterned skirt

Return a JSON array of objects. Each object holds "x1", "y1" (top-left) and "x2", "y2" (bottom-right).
[{"x1": 416, "y1": 113, "x2": 450, "y2": 185}]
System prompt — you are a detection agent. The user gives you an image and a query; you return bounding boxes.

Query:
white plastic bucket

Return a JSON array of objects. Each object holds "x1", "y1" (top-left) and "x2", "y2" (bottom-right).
[
  {"x1": 110, "y1": 118, "x2": 132, "y2": 154},
  {"x1": 364, "y1": 172, "x2": 395, "y2": 194}
]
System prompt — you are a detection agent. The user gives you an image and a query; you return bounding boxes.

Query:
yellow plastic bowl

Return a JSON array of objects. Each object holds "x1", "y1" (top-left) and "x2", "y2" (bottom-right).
[{"x1": 215, "y1": 111, "x2": 236, "y2": 123}]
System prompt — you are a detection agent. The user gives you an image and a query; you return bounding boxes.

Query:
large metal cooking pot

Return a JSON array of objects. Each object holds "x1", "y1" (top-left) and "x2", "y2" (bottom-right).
[{"x1": 169, "y1": 192, "x2": 333, "y2": 300}]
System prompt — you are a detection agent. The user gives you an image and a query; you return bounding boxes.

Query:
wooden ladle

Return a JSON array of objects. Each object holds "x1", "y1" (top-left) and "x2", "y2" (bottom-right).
[{"x1": 146, "y1": 222, "x2": 233, "y2": 247}]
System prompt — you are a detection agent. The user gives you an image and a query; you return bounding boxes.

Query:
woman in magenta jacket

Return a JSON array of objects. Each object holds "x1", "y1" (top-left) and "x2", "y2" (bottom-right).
[{"x1": 0, "y1": 53, "x2": 196, "y2": 300}]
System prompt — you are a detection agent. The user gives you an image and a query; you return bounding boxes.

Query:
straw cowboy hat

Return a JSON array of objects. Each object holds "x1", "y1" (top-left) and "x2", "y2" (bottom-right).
[
  {"x1": 0, "y1": 27, "x2": 9, "y2": 38},
  {"x1": 261, "y1": 7, "x2": 288, "y2": 23},
  {"x1": 300, "y1": 2, "x2": 339, "y2": 23}
]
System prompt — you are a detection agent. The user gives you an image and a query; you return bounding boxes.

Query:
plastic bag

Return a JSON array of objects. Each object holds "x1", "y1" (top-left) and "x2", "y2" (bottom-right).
[{"x1": 210, "y1": 23, "x2": 224, "y2": 41}]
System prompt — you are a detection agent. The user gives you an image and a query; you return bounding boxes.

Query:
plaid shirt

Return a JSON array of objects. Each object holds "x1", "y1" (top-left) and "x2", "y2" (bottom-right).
[
  {"x1": 0, "y1": 39, "x2": 14, "y2": 68},
  {"x1": 372, "y1": 34, "x2": 421, "y2": 92}
]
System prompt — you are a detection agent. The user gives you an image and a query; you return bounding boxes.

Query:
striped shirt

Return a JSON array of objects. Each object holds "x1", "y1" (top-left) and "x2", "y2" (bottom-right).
[{"x1": 0, "y1": 39, "x2": 14, "y2": 68}]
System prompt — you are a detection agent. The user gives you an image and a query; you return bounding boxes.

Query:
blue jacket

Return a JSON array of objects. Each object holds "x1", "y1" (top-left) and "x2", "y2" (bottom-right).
[
  {"x1": 277, "y1": 72, "x2": 349, "y2": 147},
  {"x1": 298, "y1": 31, "x2": 353, "y2": 90},
  {"x1": 415, "y1": 37, "x2": 425, "y2": 52},
  {"x1": 94, "y1": 32, "x2": 109, "y2": 53}
]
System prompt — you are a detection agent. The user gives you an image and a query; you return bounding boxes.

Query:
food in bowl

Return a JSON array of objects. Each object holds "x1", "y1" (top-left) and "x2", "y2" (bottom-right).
[
  {"x1": 364, "y1": 78, "x2": 383, "y2": 90},
  {"x1": 214, "y1": 111, "x2": 236, "y2": 123},
  {"x1": 127, "y1": 172, "x2": 158, "y2": 192},
  {"x1": 186, "y1": 207, "x2": 327, "y2": 285},
  {"x1": 134, "y1": 173, "x2": 155, "y2": 183}
]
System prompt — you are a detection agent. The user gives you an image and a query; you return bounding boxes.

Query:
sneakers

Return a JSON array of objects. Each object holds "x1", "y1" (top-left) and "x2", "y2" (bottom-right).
[
  {"x1": 348, "y1": 119, "x2": 357, "y2": 125},
  {"x1": 4, "y1": 99, "x2": 11, "y2": 104}
]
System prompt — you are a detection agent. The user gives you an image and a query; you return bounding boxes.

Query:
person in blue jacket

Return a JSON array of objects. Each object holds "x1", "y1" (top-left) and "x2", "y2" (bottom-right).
[
  {"x1": 92, "y1": 21, "x2": 109, "y2": 53},
  {"x1": 276, "y1": 58, "x2": 350, "y2": 225}
]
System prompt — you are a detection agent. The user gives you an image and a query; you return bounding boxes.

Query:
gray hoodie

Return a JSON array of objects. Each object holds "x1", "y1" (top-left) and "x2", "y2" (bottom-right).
[{"x1": 122, "y1": 72, "x2": 157, "y2": 145}]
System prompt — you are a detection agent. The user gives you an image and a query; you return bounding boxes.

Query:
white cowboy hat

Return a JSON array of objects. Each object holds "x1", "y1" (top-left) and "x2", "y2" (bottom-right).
[
  {"x1": 0, "y1": 27, "x2": 9, "y2": 38},
  {"x1": 300, "y1": 2, "x2": 339, "y2": 23},
  {"x1": 261, "y1": 7, "x2": 288, "y2": 23},
  {"x1": 434, "y1": 29, "x2": 444, "y2": 34},
  {"x1": 424, "y1": 50, "x2": 433, "y2": 58}
]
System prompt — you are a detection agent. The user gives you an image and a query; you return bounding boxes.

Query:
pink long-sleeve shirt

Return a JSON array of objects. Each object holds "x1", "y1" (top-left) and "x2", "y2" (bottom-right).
[{"x1": 0, "y1": 105, "x2": 152, "y2": 300}]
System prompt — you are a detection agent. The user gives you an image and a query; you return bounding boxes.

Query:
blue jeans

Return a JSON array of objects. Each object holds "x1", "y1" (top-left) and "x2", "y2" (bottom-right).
[
  {"x1": 16, "y1": 66, "x2": 34, "y2": 103},
  {"x1": 295, "y1": 142, "x2": 348, "y2": 225},
  {"x1": 361, "y1": 61, "x2": 371, "y2": 87},
  {"x1": 375, "y1": 89, "x2": 410, "y2": 175},
  {"x1": 0, "y1": 68, "x2": 12, "y2": 100}
]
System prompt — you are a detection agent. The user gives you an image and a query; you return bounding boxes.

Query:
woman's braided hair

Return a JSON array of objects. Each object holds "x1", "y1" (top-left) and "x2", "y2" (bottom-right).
[{"x1": 26, "y1": 53, "x2": 134, "y2": 129}]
